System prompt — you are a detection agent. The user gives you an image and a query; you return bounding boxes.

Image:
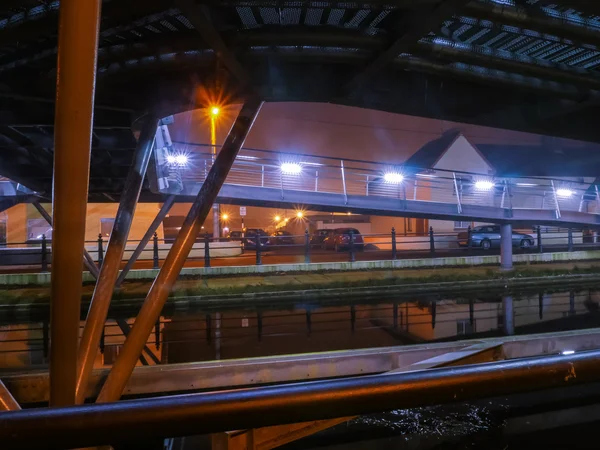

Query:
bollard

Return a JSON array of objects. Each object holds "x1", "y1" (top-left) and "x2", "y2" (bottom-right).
[
  {"x1": 153, "y1": 232, "x2": 159, "y2": 269},
  {"x1": 256, "y1": 235, "x2": 262, "y2": 265},
  {"x1": 429, "y1": 226, "x2": 435, "y2": 256},
  {"x1": 537, "y1": 226, "x2": 543, "y2": 254},
  {"x1": 97, "y1": 233, "x2": 104, "y2": 266},
  {"x1": 568, "y1": 228, "x2": 574, "y2": 252},
  {"x1": 155, "y1": 318, "x2": 161, "y2": 352},
  {"x1": 467, "y1": 226, "x2": 473, "y2": 254},
  {"x1": 349, "y1": 230, "x2": 356, "y2": 263},
  {"x1": 204, "y1": 233, "x2": 211, "y2": 268},
  {"x1": 391, "y1": 227, "x2": 397, "y2": 260},
  {"x1": 41, "y1": 234, "x2": 48, "y2": 272},
  {"x1": 304, "y1": 229, "x2": 310, "y2": 264}
]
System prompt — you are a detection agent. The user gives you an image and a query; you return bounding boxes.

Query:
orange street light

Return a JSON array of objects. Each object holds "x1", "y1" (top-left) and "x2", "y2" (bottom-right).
[{"x1": 211, "y1": 106, "x2": 220, "y2": 116}]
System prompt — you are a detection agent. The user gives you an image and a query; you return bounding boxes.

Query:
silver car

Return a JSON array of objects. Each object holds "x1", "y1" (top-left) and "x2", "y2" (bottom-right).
[{"x1": 457, "y1": 225, "x2": 534, "y2": 250}]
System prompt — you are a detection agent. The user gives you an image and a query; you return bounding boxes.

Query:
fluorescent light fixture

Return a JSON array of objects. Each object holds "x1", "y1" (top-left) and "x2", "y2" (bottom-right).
[
  {"x1": 166, "y1": 153, "x2": 189, "y2": 167},
  {"x1": 474, "y1": 180, "x2": 494, "y2": 190},
  {"x1": 237, "y1": 155, "x2": 258, "y2": 160},
  {"x1": 175, "y1": 154, "x2": 188, "y2": 166},
  {"x1": 416, "y1": 173, "x2": 436, "y2": 178},
  {"x1": 301, "y1": 161, "x2": 324, "y2": 167},
  {"x1": 281, "y1": 162, "x2": 302, "y2": 175},
  {"x1": 384, "y1": 172, "x2": 404, "y2": 184},
  {"x1": 562, "y1": 350, "x2": 575, "y2": 355},
  {"x1": 516, "y1": 183, "x2": 537, "y2": 187},
  {"x1": 556, "y1": 188, "x2": 574, "y2": 198}
]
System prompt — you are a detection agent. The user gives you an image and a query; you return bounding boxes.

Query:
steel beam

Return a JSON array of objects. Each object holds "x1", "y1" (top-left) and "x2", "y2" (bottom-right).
[
  {"x1": 115, "y1": 195, "x2": 176, "y2": 287},
  {"x1": 49, "y1": 0, "x2": 101, "y2": 407},
  {"x1": 174, "y1": 0, "x2": 250, "y2": 87},
  {"x1": 75, "y1": 116, "x2": 157, "y2": 404},
  {"x1": 1, "y1": 350, "x2": 600, "y2": 449},
  {"x1": 344, "y1": 0, "x2": 470, "y2": 90},
  {"x1": 96, "y1": 98, "x2": 264, "y2": 403},
  {"x1": 32, "y1": 201, "x2": 100, "y2": 278}
]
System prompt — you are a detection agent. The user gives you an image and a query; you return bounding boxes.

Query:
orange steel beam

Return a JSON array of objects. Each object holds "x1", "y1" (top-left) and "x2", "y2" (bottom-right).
[{"x1": 49, "y1": 0, "x2": 102, "y2": 406}]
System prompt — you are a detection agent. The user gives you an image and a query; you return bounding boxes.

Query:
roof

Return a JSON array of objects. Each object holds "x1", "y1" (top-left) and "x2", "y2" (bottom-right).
[
  {"x1": 404, "y1": 130, "x2": 462, "y2": 169},
  {"x1": 3, "y1": 0, "x2": 600, "y2": 200},
  {"x1": 476, "y1": 144, "x2": 600, "y2": 177}
]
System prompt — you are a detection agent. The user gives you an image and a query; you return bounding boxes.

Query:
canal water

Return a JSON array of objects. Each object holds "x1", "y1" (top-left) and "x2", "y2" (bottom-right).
[
  {"x1": 0, "y1": 286, "x2": 598, "y2": 369},
  {"x1": 2, "y1": 286, "x2": 600, "y2": 449}
]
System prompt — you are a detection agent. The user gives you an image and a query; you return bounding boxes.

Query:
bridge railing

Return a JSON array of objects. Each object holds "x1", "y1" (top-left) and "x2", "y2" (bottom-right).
[{"x1": 172, "y1": 145, "x2": 599, "y2": 218}]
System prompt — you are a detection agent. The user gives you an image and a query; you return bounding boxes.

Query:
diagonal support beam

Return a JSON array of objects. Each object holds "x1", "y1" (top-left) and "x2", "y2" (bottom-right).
[
  {"x1": 0, "y1": 380, "x2": 20, "y2": 411},
  {"x1": 115, "y1": 195, "x2": 176, "y2": 287},
  {"x1": 75, "y1": 116, "x2": 157, "y2": 404},
  {"x1": 96, "y1": 97, "x2": 264, "y2": 403},
  {"x1": 174, "y1": 0, "x2": 250, "y2": 87},
  {"x1": 32, "y1": 201, "x2": 100, "y2": 278},
  {"x1": 344, "y1": 0, "x2": 470, "y2": 90},
  {"x1": 115, "y1": 319, "x2": 160, "y2": 366}
]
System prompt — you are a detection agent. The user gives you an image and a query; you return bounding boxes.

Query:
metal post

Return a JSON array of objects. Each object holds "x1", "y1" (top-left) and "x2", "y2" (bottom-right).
[
  {"x1": 32, "y1": 201, "x2": 99, "y2": 277},
  {"x1": 315, "y1": 170, "x2": 319, "y2": 192},
  {"x1": 453, "y1": 172, "x2": 462, "y2": 214},
  {"x1": 75, "y1": 117, "x2": 157, "y2": 404},
  {"x1": 502, "y1": 296, "x2": 514, "y2": 336},
  {"x1": 304, "y1": 229, "x2": 310, "y2": 264},
  {"x1": 155, "y1": 319, "x2": 161, "y2": 352},
  {"x1": 116, "y1": 195, "x2": 176, "y2": 286},
  {"x1": 41, "y1": 234, "x2": 48, "y2": 272},
  {"x1": 152, "y1": 232, "x2": 159, "y2": 269},
  {"x1": 568, "y1": 228, "x2": 574, "y2": 252},
  {"x1": 96, "y1": 98, "x2": 264, "y2": 403},
  {"x1": 204, "y1": 233, "x2": 211, "y2": 268},
  {"x1": 551, "y1": 180, "x2": 561, "y2": 219},
  {"x1": 431, "y1": 300, "x2": 436, "y2": 329},
  {"x1": 256, "y1": 235, "x2": 262, "y2": 266},
  {"x1": 429, "y1": 226, "x2": 435, "y2": 256},
  {"x1": 393, "y1": 303, "x2": 398, "y2": 329},
  {"x1": 43, "y1": 320, "x2": 49, "y2": 360},
  {"x1": 349, "y1": 230, "x2": 355, "y2": 263},
  {"x1": 391, "y1": 227, "x2": 397, "y2": 260},
  {"x1": 341, "y1": 161, "x2": 348, "y2": 205},
  {"x1": 537, "y1": 226, "x2": 543, "y2": 254},
  {"x1": 366, "y1": 175, "x2": 369, "y2": 196},
  {"x1": 469, "y1": 298, "x2": 474, "y2": 327},
  {"x1": 50, "y1": 0, "x2": 102, "y2": 407},
  {"x1": 539, "y1": 293, "x2": 544, "y2": 320},
  {"x1": 467, "y1": 226, "x2": 473, "y2": 254},
  {"x1": 500, "y1": 223, "x2": 513, "y2": 271},
  {"x1": 97, "y1": 234, "x2": 104, "y2": 267}
]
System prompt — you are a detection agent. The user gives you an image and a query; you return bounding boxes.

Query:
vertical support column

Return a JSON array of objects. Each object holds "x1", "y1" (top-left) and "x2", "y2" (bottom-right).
[
  {"x1": 152, "y1": 232, "x2": 159, "y2": 270},
  {"x1": 500, "y1": 223, "x2": 513, "y2": 271},
  {"x1": 50, "y1": 0, "x2": 102, "y2": 407},
  {"x1": 97, "y1": 234, "x2": 104, "y2": 267},
  {"x1": 537, "y1": 226, "x2": 543, "y2": 254},
  {"x1": 97, "y1": 98, "x2": 264, "y2": 403},
  {"x1": 75, "y1": 117, "x2": 157, "y2": 404},
  {"x1": 204, "y1": 233, "x2": 211, "y2": 268},
  {"x1": 304, "y1": 229, "x2": 310, "y2": 264},
  {"x1": 568, "y1": 228, "x2": 574, "y2": 252},
  {"x1": 429, "y1": 226, "x2": 435, "y2": 256},
  {"x1": 391, "y1": 227, "x2": 397, "y2": 260},
  {"x1": 502, "y1": 296, "x2": 514, "y2": 336},
  {"x1": 116, "y1": 195, "x2": 176, "y2": 286},
  {"x1": 41, "y1": 234, "x2": 48, "y2": 272}
]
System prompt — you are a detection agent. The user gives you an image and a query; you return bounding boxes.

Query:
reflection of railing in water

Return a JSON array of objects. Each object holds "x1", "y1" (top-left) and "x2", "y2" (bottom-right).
[
  {"x1": 169, "y1": 144, "x2": 600, "y2": 219},
  {"x1": 0, "y1": 290, "x2": 592, "y2": 369}
]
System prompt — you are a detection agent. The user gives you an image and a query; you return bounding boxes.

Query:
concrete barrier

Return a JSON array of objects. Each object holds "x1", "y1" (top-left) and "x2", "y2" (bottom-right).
[{"x1": 1, "y1": 250, "x2": 599, "y2": 286}]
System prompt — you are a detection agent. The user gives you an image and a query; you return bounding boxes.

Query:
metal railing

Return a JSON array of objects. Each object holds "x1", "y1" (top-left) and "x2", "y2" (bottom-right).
[
  {"x1": 168, "y1": 144, "x2": 600, "y2": 220},
  {"x1": 0, "y1": 226, "x2": 598, "y2": 272}
]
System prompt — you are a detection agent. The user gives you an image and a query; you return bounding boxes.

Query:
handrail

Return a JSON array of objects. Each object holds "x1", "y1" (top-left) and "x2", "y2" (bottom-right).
[{"x1": 0, "y1": 350, "x2": 598, "y2": 449}]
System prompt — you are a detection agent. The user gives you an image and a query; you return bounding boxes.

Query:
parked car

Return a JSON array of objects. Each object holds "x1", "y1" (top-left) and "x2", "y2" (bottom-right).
[
  {"x1": 271, "y1": 230, "x2": 296, "y2": 246},
  {"x1": 457, "y1": 225, "x2": 534, "y2": 250},
  {"x1": 227, "y1": 231, "x2": 243, "y2": 241},
  {"x1": 310, "y1": 229, "x2": 333, "y2": 248},
  {"x1": 322, "y1": 228, "x2": 365, "y2": 251},
  {"x1": 243, "y1": 228, "x2": 270, "y2": 250}
]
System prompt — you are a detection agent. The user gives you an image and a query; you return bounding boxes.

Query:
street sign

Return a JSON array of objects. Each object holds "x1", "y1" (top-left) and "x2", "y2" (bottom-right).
[{"x1": 240, "y1": 206, "x2": 247, "y2": 216}]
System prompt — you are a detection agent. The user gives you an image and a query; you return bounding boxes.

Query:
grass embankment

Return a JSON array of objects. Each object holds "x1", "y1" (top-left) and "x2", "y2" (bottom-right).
[{"x1": 1, "y1": 262, "x2": 600, "y2": 308}]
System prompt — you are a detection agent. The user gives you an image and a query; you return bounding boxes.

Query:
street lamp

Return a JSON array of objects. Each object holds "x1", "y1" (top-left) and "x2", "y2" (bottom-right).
[
  {"x1": 281, "y1": 162, "x2": 302, "y2": 175},
  {"x1": 221, "y1": 213, "x2": 229, "y2": 221},
  {"x1": 274, "y1": 215, "x2": 281, "y2": 222},
  {"x1": 474, "y1": 180, "x2": 494, "y2": 190},
  {"x1": 383, "y1": 172, "x2": 404, "y2": 184},
  {"x1": 296, "y1": 211, "x2": 304, "y2": 219},
  {"x1": 211, "y1": 106, "x2": 220, "y2": 116}
]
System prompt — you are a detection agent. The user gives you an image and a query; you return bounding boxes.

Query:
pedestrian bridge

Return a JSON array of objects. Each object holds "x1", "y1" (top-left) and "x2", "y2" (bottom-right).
[{"x1": 156, "y1": 144, "x2": 600, "y2": 228}]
